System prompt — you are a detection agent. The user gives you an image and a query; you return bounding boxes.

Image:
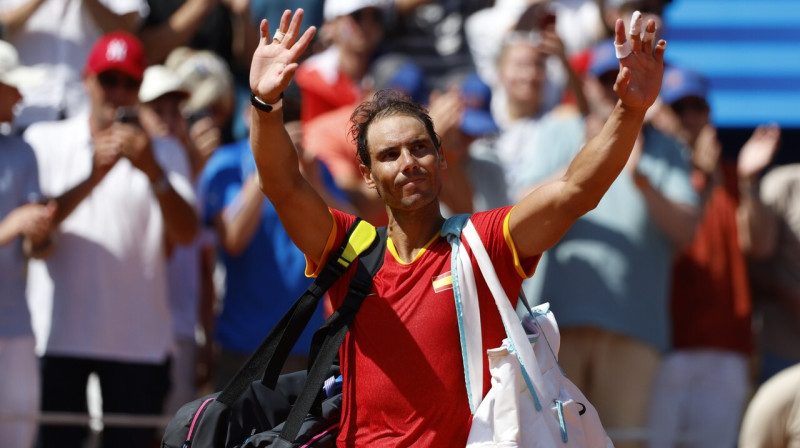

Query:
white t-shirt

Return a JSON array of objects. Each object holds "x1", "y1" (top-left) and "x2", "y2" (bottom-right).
[
  {"x1": 0, "y1": 0, "x2": 148, "y2": 128},
  {"x1": 24, "y1": 113, "x2": 195, "y2": 363}
]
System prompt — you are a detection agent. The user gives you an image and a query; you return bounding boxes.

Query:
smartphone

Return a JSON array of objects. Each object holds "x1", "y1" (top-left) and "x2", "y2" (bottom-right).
[
  {"x1": 115, "y1": 106, "x2": 140, "y2": 124},
  {"x1": 187, "y1": 108, "x2": 212, "y2": 128}
]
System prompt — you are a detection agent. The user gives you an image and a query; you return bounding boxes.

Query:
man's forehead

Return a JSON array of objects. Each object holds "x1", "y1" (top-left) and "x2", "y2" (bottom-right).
[{"x1": 367, "y1": 114, "x2": 431, "y2": 148}]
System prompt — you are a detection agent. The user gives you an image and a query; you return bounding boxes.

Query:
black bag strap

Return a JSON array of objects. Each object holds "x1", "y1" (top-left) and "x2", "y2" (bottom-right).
[
  {"x1": 216, "y1": 218, "x2": 382, "y2": 406},
  {"x1": 274, "y1": 226, "x2": 386, "y2": 447}
]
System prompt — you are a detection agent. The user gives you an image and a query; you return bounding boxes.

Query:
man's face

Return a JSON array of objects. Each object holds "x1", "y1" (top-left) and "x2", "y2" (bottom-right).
[
  {"x1": 360, "y1": 114, "x2": 446, "y2": 211},
  {"x1": 0, "y1": 82, "x2": 22, "y2": 123},
  {"x1": 141, "y1": 93, "x2": 186, "y2": 138},
  {"x1": 85, "y1": 69, "x2": 141, "y2": 126},
  {"x1": 332, "y1": 7, "x2": 384, "y2": 55},
  {"x1": 498, "y1": 40, "x2": 547, "y2": 111},
  {"x1": 671, "y1": 96, "x2": 710, "y2": 145}
]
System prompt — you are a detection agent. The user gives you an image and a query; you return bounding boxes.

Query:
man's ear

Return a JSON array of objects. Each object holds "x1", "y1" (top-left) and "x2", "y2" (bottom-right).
[
  {"x1": 359, "y1": 163, "x2": 376, "y2": 189},
  {"x1": 438, "y1": 146, "x2": 448, "y2": 170}
]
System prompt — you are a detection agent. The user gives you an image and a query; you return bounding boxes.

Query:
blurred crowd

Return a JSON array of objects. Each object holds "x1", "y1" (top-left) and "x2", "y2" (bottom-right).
[{"x1": 1, "y1": 0, "x2": 798, "y2": 447}]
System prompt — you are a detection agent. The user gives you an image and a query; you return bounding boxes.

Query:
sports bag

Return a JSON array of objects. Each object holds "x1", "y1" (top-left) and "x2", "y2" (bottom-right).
[
  {"x1": 162, "y1": 219, "x2": 386, "y2": 448},
  {"x1": 443, "y1": 215, "x2": 614, "y2": 448}
]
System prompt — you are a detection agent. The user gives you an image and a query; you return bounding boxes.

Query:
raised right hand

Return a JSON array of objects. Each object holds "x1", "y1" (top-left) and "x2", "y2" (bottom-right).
[{"x1": 249, "y1": 9, "x2": 317, "y2": 104}]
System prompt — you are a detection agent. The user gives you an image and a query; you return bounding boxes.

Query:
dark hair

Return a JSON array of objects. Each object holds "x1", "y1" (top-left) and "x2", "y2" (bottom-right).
[{"x1": 349, "y1": 89, "x2": 441, "y2": 169}]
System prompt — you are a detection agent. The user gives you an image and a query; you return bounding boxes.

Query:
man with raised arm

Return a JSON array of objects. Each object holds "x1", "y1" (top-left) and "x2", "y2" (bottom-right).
[{"x1": 248, "y1": 8, "x2": 665, "y2": 447}]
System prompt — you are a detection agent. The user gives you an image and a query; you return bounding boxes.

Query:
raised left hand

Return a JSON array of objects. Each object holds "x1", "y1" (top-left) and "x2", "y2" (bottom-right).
[
  {"x1": 738, "y1": 124, "x2": 781, "y2": 181},
  {"x1": 613, "y1": 13, "x2": 666, "y2": 111}
]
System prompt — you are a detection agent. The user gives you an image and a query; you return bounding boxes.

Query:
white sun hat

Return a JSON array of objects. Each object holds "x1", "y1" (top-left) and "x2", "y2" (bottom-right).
[
  {"x1": 0, "y1": 41, "x2": 47, "y2": 89},
  {"x1": 139, "y1": 64, "x2": 189, "y2": 103}
]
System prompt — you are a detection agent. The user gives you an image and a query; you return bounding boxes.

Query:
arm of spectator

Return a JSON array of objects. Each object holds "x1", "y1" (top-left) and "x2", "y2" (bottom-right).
[
  {"x1": 137, "y1": 0, "x2": 219, "y2": 65},
  {"x1": 185, "y1": 116, "x2": 222, "y2": 179},
  {"x1": 541, "y1": 28, "x2": 590, "y2": 117},
  {"x1": 51, "y1": 127, "x2": 122, "y2": 225},
  {"x1": 626, "y1": 131, "x2": 699, "y2": 249},
  {"x1": 689, "y1": 124, "x2": 722, "y2": 208},
  {"x1": 195, "y1": 241, "x2": 217, "y2": 389},
  {"x1": 0, "y1": 0, "x2": 45, "y2": 37},
  {"x1": 116, "y1": 123, "x2": 199, "y2": 245},
  {"x1": 633, "y1": 169, "x2": 699, "y2": 249},
  {"x1": 83, "y1": 0, "x2": 142, "y2": 34},
  {"x1": 250, "y1": 10, "x2": 333, "y2": 263},
  {"x1": 736, "y1": 124, "x2": 781, "y2": 258},
  {"x1": 508, "y1": 18, "x2": 665, "y2": 259},
  {"x1": 429, "y1": 88, "x2": 474, "y2": 214},
  {"x1": 221, "y1": 0, "x2": 259, "y2": 72},
  {"x1": 0, "y1": 200, "x2": 56, "y2": 258},
  {"x1": 212, "y1": 174, "x2": 265, "y2": 256}
]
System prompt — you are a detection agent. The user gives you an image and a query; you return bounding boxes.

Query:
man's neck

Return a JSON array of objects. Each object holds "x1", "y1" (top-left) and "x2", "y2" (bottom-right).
[{"x1": 385, "y1": 203, "x2": 446, "y2": 264}]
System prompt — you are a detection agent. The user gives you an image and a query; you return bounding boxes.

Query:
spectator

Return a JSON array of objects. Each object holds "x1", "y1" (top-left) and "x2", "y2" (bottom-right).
[
  {"x1": 519, "y1": 38, "x2": 699, "y2": 448},
  {"x1": 23, "y1": 32, "x2": 197, "y2": 448},
  {"x1": 646, "y1": 67, "x2": 781, "y2": 448},
  {"x1": 490, "y1": 27, "x2": 589, "y2": 200},
  {"x1": 138, "y1": 64, "x2": 217, "y2": 415},
  {"x1": 0, "y1": 39, "x2": 53, "y2": 448},
  {"x1": 748, "y1": 161, "x2": 800, "y2": 384},
  {"x1": 137, "y1": 0, "x2": 259, "y2": 142},
  {"x1": 248, "y1": 9, "x2": 665, "y2": 446},
  {"x1": 294, "y1": 0, "x2": 387, "y2": 123},
  {"x1": 465, "y1": 0, "x2": 605, "y2": 89},
  {"x1": 431, "y1": 73, "x2": 510, "y2": 215},
  {"x1": 0, "y1": 0, "x2": 147, "y2": 130},
  {"x1": 167, "y1": 47, "x2": 236, "y2": 147},
  {"x1": 738, "y1": 362, "x2": 800, "y2": 448},
  {"x1": 377, "y1": 0, "x2": 492, "y2": 94}
]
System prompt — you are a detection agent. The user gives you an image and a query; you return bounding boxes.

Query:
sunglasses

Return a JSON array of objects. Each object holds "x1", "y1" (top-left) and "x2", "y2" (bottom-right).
[
  {"x1": 350, "y1": 8, "x2": 383, "y2": 24},
  {"x1": 97, "y1": 72, "x2": 141, "y2": 91},
  {"x1": 670, "y1": 97, "x2": 709, "y2": 115}
]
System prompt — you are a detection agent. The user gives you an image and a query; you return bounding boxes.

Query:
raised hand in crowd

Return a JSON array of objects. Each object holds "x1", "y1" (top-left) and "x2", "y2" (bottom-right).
[
  {"x1": 736, "y1": 124, "x2": 782, "y2": 258},
  {"x1": 738, "y1": 124, "x2": 781, "y2": 183}
]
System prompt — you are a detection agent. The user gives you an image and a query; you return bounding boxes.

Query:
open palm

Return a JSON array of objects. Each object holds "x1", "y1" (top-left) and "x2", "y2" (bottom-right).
[
  {"x1": 613, "y1": 17, "x2": 666, "y2": 110},
  {"x1": 249, "y1": 9, "x2": 317, "y2": 104},
  {"x1": 738, "y1": 124, "x2": 781, "y2": 180}
]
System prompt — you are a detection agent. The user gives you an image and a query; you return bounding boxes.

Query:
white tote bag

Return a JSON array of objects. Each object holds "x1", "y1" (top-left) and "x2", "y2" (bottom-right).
[{"x1": 444, "y1": 216, "x2": 613, "y2": 448}]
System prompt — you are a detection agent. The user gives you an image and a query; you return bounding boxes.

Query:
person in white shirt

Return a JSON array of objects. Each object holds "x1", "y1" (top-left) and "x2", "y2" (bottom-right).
[{"x1": 23, "y1": 31, "x2": 197, "y2": 448}]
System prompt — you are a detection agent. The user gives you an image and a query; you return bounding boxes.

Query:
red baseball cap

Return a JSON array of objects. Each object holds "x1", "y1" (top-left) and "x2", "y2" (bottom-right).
[{"x1": 85, "y1": 31, "x2": 146, "y2": 81}]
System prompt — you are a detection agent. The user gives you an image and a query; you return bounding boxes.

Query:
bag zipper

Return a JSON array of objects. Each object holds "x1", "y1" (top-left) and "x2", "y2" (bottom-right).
[{"x1": 183, "y1": 397, "x2": 216, "y2": 448}]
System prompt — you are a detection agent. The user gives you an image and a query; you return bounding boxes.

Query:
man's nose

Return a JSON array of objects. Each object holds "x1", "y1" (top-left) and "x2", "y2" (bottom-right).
[{"x1": 399, "y1": 148, "x2": 419, "y2": 167}]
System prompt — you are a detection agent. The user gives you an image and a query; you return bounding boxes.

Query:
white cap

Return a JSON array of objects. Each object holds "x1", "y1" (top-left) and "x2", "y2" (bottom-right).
[
  {"x1": 323, "y1": 0, "x2": 387, "y2": 22},
  {"x1": 166, "y1": 48, "x2": 233, "y2": 114},
  {"x1": 139, "y1": 65, "x2": 189, "y2": 103},
  {"x1": 0, "y1": 41, "x2": 46, "y2": 89}
]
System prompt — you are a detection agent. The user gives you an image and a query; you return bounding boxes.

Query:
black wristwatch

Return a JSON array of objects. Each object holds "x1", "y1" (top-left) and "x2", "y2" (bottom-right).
[{"x1": 250, "y1": 92, "x2": 283, "y2": 113}]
